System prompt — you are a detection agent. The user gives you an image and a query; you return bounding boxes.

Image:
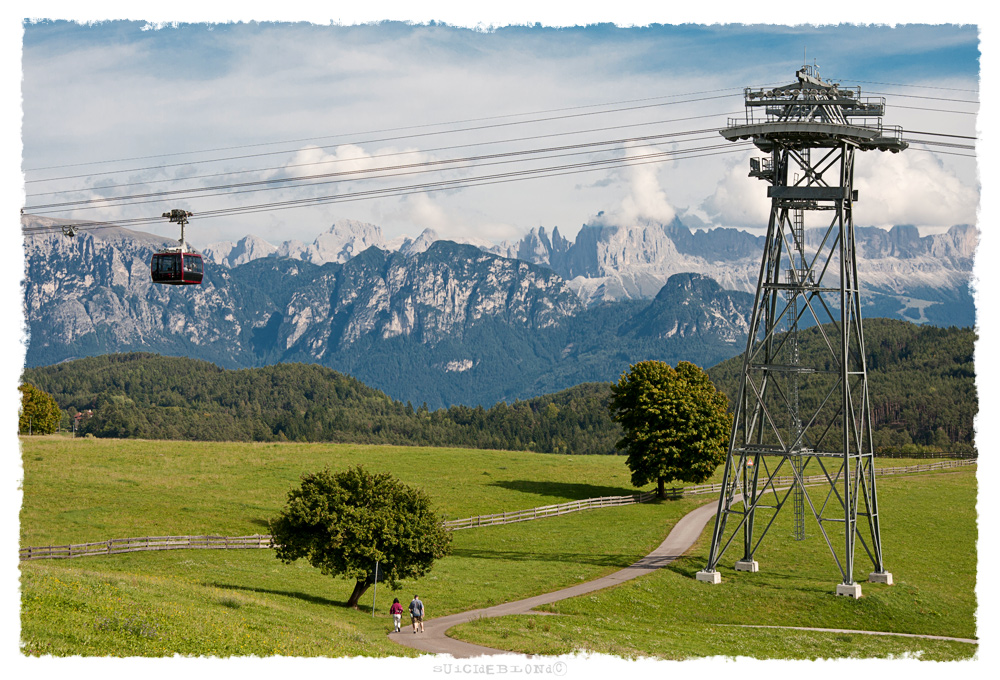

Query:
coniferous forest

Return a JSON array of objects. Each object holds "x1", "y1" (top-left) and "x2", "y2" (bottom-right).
[{"x1": 23, "y1": 319, "x2": 976, "y2": 455}]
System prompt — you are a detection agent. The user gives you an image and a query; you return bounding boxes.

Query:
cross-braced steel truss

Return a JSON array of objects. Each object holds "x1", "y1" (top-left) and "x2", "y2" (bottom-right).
[{"x1": 699, "y1": 64, "x2": 904, "y2": 595}]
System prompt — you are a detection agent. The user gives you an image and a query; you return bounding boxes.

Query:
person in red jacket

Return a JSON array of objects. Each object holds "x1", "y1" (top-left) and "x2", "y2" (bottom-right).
[{"x1": 389, "y1": 597, "x2": 404, "y2": 633}]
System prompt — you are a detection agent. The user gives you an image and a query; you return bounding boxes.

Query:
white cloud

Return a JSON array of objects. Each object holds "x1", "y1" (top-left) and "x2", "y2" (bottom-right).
[
  {"x1": 853, "y1": 151, "x2": 979, "y2": 228},
  {"x1": 592, "y1": 144, "x2": 678, "y2": 226},
  {"x1": 279, "y1": 144, "x2": 429, "y2": 182},
  {"x1": 700, "y1": 148, "x2": 980, "y2": 231},
  {"x1": 401, "y1": 192, "x2": 452, "y2": 233},
  {"x1": 385, "y1": 192, "x2": 522, "y2": 245},
  {"x1": 700, "y1": 152, "x2": 772, "y2": 228}
]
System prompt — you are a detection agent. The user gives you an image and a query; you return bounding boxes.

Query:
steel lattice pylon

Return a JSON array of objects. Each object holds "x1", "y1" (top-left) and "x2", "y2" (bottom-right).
[{"x1": 695, "y1": 64, "x2": 906, "y2": 597}]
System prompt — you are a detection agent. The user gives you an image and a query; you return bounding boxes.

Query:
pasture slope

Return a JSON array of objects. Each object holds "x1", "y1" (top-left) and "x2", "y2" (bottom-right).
[{"x1": 19, "y1": 435, "x2": 977, "y2": 660}]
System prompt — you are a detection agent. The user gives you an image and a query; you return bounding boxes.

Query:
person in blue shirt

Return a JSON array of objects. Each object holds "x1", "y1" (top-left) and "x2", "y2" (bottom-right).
[{"x1": 408, "y1": 594, "x2": 425, "y2": 633}]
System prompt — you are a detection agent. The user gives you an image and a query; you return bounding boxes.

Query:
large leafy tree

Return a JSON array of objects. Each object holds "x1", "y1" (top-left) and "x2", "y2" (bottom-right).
[
  {"x1": 609, "y1": 360, "x2": 732, "y2": 498},
  {"x1": 19, "y1": 383, "x2": 61, "y2": 435},
  {"x1": 269, "y1": 466, "x2": 451, "y2": 609}
]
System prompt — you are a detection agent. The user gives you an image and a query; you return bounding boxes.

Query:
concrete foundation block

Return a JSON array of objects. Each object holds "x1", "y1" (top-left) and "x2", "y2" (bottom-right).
[
  {"x1": 868, "y1": 571, "x2": 893, "y2": 585},
  {"x1": 836, "y1": 583, "x2": 863, "y2": 598},
  {"x1": 734, "y1": 559, "x2": 759, "y2": 572},
  {"x1": 695, "y1": 570, "x2": 722, "y2": 584}
]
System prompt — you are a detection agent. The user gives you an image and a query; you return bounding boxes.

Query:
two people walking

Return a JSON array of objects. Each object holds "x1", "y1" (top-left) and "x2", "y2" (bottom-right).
[{"x1": 389, "y1": 594, "x2": 425, "y2": 633}]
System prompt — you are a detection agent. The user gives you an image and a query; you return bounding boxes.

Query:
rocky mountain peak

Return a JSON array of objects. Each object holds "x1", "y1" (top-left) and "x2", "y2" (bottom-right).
[
  {"x1": 397, "y1": 228, "x2": 439, "y2": 257},
  {"x1": 204, "y1": 235, "x2": 278, "y2": 268},
  {"x1": 292, "y1": 218, "x2": 386, "y2": 264},
  {"x1": 618, "y1": 272, "x2": 752, "y2": 344}
]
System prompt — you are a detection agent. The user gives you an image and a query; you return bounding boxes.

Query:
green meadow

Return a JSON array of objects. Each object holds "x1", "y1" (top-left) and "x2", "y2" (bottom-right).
[
  {"x1": 20, "y1": 435, "x2": 693, "y2": 656},
  {"x1": 19, "y1": 435, "x2": 976, "y2": 659},
  {"x1": 451, "y1": 469, "x2": 978, "y2": 660}
]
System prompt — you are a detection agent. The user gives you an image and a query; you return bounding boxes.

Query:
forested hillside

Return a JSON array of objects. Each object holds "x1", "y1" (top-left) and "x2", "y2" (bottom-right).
[
  {"x1": 24, "y1": 319, "x2": 976, "y2": 454},
  {"x1": 707, "y1": 319, "x2": 977, "y2": 452},
  {"x1": 25, "y1": 354, "x2": 620, "y2": 454}
]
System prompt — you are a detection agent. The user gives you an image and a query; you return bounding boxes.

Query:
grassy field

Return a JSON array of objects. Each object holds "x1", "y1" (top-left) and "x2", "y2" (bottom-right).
[
  {"x1": 18, "y1": 436, "x2": 977, "y2": 659},
  {"x1": 450, "y1": 469, "x2": 979, "y2": 661},
  {"x1": 20, "y1": 435, "x2": 958, "y2": 546},
  {"x1": 19, "y1": 435, "x2": 699, "y2": 656},
  {"x1": 21, "y1": 435, "x2": 658, "y2": 545}
]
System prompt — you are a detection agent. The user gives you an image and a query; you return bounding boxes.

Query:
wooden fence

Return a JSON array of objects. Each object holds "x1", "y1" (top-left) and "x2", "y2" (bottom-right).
[
  {"x1": 874, "y1": 451, "x2": 977, "y2": 460},
  {"x1": 19, "y1": 458, "x2": 975, "y2": 561},
  {"x1": 442, "y1": 491, "x2": 657, "y2": 530},
  {"x1": 20, "y1": 534, "x2": 272, "y2": 561},
  {"x1": 713, "y1": 458, "x2": 978, "y2": 495}
]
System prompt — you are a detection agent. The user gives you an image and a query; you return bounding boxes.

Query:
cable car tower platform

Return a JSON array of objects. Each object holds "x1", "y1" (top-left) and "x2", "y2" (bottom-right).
[{"x1": 695, "y1": 64, "x2": 906, "y2": 598}]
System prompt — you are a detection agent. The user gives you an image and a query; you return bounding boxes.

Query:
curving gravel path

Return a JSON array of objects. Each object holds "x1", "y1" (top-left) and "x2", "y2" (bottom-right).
[
  {"x1": 389, "y1": 496, "x2": 979, "y2": 657},
  {"x1": 390, "y1": 499, "x2": 721, "y2": 657}
]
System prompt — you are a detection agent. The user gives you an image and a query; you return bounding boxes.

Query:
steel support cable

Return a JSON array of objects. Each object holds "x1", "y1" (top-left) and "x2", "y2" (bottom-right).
[
  {"x1": 827, "y1": 77, "x2": 978, "y2": 93},
  {"x1": 26, "y1": 135, "x2": 728, "y2": 214},
  {"x1": 31, "y1": 141, "x2": 745, "y2": 217},
  {"x1": 863, "y1": 90, "x2": 979, "y2": 105},
  {"x1": 890, "y1": 104, "x2": 978, "y2": 115},
  {"x1": 907, "y1": 147, "x2": 976, "y2": 159},
  {"x1": 901, "y1": 129, "x2": 977, "y2": 140},
  {"x1": 24, "y1": 131, "x2": 727, "y2": 211},
  {"x1": 25, "y1": 86, "x2": 752, "y2": 173},
  {"x1": 25, "y1": 93, "x2": 742, "y2": 183},
  {"x1": 25, "y1": 114, "x2": 741, "y2": 198},
  {"x1": 169, "y1": 145, "x2": 755, "y2": 220},
  {"x1": 902, "y1": 139, "x2": 976, "y2": 150},
  {"x1": 22, "y1": 147, "x2": 749, "y2": 234},
  {"x1": 21, "y1": 214, "x2": 167, "y2": 233},
  {"x1": 21, "y1": 144, "x2": 752, "y2": 234}
]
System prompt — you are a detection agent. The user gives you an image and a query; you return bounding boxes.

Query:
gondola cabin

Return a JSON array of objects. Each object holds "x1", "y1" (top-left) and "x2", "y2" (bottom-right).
[{"x1": 150, "y1": 250, "x2": 204, "y2": 285}]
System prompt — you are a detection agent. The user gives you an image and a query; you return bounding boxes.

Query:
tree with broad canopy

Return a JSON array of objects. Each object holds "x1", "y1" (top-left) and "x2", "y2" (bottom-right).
[
  {"x1": 269, "y1": 466, "x2": 451, "y2": 609},
  {"x1": 608, "y1": 360, "x2": 732, "y2": 498},
  {"x1": 19, "y1": 383, "x2": 61, "y2": 435}
]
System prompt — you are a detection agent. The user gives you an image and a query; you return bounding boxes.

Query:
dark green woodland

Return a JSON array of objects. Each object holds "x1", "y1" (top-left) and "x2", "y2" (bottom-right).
[{"x1": 23, "y1": 319, "x2": 975, "y2": 455}]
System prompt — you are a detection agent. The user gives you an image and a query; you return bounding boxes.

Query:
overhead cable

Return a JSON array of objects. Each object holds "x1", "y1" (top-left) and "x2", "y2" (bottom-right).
[
  {"x1": 21, "y1": 143, "x2": 753, "y2": 234},
  {"x1": 25, "y1": 93, "x2": 742, "y2": 182},
  {"x1": 25, "y1": 132, "x2": 728, "y2": 212}
]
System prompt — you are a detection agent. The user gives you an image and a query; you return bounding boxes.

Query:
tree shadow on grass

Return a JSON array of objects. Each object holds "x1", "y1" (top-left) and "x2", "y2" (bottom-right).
[
  {"x1": 487, "y1": 480, "x2": 639, "y2": 500},
  {"x1": 450, "y1": 547, "x2": 635, "y2": 568},
  {"x1": 208, "y1": 582, "x2": 347, "y2": 608},
  {"x1": 249, "y1": 518, "x2": 271, "y2": 529}
]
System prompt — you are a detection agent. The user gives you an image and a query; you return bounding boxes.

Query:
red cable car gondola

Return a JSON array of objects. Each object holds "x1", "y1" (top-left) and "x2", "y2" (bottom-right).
[
  {"x1": 150, "y1": 250, "x2": 204, "y2": 285},
  {"x1": 151, "y1": 209, "x2": 204, "y2": 285}
]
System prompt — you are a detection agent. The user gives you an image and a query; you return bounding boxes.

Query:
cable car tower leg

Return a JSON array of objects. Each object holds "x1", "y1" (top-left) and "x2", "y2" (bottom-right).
[{"x1": 697, "y1": 64, "x2": 903, "y2": 596}]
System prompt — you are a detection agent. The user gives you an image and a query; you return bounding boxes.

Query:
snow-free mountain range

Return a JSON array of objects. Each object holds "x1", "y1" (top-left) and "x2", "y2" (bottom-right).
[{"x1": 22, "y1": 214, "x2": 976, "y2": 408}]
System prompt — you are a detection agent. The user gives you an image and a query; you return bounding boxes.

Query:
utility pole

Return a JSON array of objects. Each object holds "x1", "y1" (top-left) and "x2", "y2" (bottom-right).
[{"x1": 372, "y1": 560, "x2": 379, "y2": 617}]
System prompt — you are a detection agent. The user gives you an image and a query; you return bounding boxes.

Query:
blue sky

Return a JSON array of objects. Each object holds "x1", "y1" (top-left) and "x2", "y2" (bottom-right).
[{"x1": 18, "y1": 18, "x2": 981, "y2": 248}]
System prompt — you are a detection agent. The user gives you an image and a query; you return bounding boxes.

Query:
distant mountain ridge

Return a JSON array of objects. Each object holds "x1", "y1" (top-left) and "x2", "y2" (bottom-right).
[
  {"x1": 203, "y1": 219, "x2": 492, "y2": 268},
  {"x1": 21, "y1": 212, "x2": 976, "y2": 407},
  {"x1": 22, "y1": 215, "x2": 754, "y2": 407},
  {"x1": 200, "y1": 215, "x2": 976, "y2": 324},
  {"x1": 492, "y1": 219, "x2": 976, "y2": 319}
]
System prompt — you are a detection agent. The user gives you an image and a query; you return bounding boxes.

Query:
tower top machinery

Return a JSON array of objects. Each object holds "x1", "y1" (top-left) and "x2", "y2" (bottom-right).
[
  {"x1": 722, "y1": 63, "x2": 907, "y2": 153},
  {"x1": 696, "y1": 64, "x2": 905, "y2": 598}
]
